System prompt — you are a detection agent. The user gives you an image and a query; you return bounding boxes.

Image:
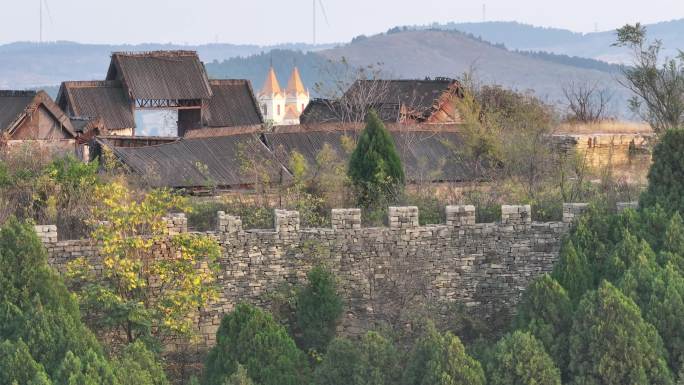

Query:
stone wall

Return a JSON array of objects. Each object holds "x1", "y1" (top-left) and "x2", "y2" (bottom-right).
[{"x1": 36, "y1": 203, "x2": 635, "y2": 348}]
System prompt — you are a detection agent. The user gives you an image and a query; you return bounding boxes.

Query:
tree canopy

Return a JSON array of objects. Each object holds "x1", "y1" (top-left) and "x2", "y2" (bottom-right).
[{"x1": 347, "y1": 110, "x2": 405, "y2": 207}]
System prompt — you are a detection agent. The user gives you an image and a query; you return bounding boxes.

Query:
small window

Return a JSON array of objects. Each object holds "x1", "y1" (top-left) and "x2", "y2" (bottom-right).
[
  {"x1": 277, "y1": 104, "x2": 281, "y2": 116},
  {"x1": 262, "y1": 104, "x2": 268, "y2": 116}
]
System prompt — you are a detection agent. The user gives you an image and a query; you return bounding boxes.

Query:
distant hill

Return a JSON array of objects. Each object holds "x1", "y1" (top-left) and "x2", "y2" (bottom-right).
[
  {"x1": 0, "y1": 41, "x2": 335, "y2": 89},
  {"x1": 205, "y1": 49, "x2": 332, "y2": 96},
  {"x1": 427, "y1": 19, "x2": 684, "y2": 63},
  {"x1": 320, "y1": 29, "x2": 630, "y2": 113},
  {"x1": 5, "y1": 19, "x2": 682, "y2": 118}
]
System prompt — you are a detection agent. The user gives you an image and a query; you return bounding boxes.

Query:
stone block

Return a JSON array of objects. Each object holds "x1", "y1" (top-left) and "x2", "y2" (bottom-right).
[
  {"x1": 331, "y1": 209, "x2": 362, "y2": 230},
  {"x1": 388, "y1": 206, "x2": 419, "y2": 229},
  {"x1": 501, "y1": 205, "x2": 531, "y2": 225},
  {"x1": 274, "y1": 209, "x2": 300, "y2": 233},
  {"x1": 616, "y1": 201, "x2": 638, "y2": 213},
  {"x1": 562, "y1": 203, "x2": 589, "y2": 223},
  {"x1": 446, "y1": 205, "x2": 476, "y2": 227},
  {"x1": 163, "y1": 213, "x2": 187, "y2": 235},
  {"x1": 216, "y1": 211, "x2": 242, "y2": 235}
]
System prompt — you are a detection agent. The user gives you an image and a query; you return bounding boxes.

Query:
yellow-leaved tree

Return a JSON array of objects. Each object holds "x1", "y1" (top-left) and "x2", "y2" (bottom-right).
[{"x1": 67, "y1": 181, "x2": 221, "y2": 345}]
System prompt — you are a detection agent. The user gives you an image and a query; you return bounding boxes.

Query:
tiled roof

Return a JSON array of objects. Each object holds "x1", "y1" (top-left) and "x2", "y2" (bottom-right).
[
  {"x1": 0, "y1": 90, "x2": 36, "y2": 132},
  {"x1": 106, "y1": 51, "x2": 213, "y2": 100},
  {"x1": 105, "y1": 134, "x2": 291, "y2": 189},
  {"x1": 345, "y1": 78, "x2": 461, "y2": 113},
  {"x1": 299, "y1": 98, "x2": 400, "y2": 124},
  {"x1": 57, "y1": 81, "x2": 134, "y2": 130},
  {"x1": 263, "y1": 127, "x2": 473, "y2": 182},
  {"x1": 204, "y1": 80, "x2": 263, "y2": 127}
]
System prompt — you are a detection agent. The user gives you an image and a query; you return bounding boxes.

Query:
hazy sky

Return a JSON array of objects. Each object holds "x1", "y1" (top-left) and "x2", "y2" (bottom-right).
[{"x1": 2, "y1": 0, "x2": 683, "y2": 45}]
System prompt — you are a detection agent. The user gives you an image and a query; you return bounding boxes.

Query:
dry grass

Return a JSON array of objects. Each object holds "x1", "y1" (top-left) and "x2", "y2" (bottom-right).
[{"x1": 555, "y1": 121, "x2": 653, "y2": 135}]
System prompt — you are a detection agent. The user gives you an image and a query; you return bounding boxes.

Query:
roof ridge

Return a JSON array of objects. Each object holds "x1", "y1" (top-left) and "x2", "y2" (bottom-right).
[
  {"x1": 209, "y1": 79, "x2": 250, "y2": 85},
  {"x1": 111, "y1": 50, "x2": 199, "y2": 57},
  {"x1": 0, "y1": 90, "x2": 37, "y2": 97},
  {"x1": 61, "y1": 80, "x2": 122, "y2": 88}
]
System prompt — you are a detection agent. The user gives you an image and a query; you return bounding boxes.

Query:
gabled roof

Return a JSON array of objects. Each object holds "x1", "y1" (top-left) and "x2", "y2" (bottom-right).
[
  {"x1": 106, "y1": 51, "x2": 213, "y2": 100},
  {"x1": 204, "y1": 80, "x2": 263, "y2": 127},
  {"x1": 104, "y1": 134, "x2": 291, "y2": 189},
  {"x1": 0, "y1": 90, "x2": 76, "y2": 137},
  {"x1": 259, "y1": 66, "x2": 282, "y2": 97},
  {"x1": 299, "y1": 98, "x2": 400, "y2": 124},
  {"x1": 285, "y1": 67, "x2": 307, "y2": 96},
  {"x1": 57, "y1": 81, "x2": 135, "y2": 130},
  {"x1": 0, "y1": 90, "x2": 36, "y2": 132},
  {"x1": 345, "y1": 78, "x2": 462, "y2": 114},
  {"x1": 301, "y1": 78, "x2": 462, "y2": 124}
]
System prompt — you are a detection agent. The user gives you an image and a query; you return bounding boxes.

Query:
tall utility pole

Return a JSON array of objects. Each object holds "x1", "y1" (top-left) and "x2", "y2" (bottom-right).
[
  {"x1": 39, "y1": 0, "x2": 42, "y2": 43},
  {"x1": 313, "y1": 0, "x2": 316, "y2": 45},
  {"x1": 482, "y1": 3, "x2": 486, "y2": 22}
]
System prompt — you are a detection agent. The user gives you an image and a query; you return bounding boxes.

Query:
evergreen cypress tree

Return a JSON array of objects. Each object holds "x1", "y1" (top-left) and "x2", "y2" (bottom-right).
[
  {"x1": 487, "y1": 331, "x2": 561, "y2": 385},
  {"x1": 295, "y1": 266, "x2": 344, "y2": 353},
  {"x1": 402, "y1": 325, "x2": 485, "y2": 385},
  {"x1": 314, "y1": 332, "x2": 400, "y2": 385},
  {"x1": 569, "y1": 281, "x2": 673, "y2": 385},
  {"x1": 621, "y1": 260, "x2": 684, "y2": 374},
  {"x1": 640, "y1": 129, "x2": 684, "y2": 215},
  {"x1": 202, "y1": 303, "x2": 310, "y2": 385},
  {"x1": 514, "y1": 274, "x2": 572, "y2": 379},
  {"x1": 0, "y1": 340, "x2": 52, "y2": 385},
  {"x1": 348, "y1": 110, "x2": 405, "y2": 207},
  {"x1": 0, "y1": 218, "x2": 168, "y2": 385},
  {"x1": 0, "y1": 218, "x2": 103, "y2": 376},
  {"x1": 552, "y1": 241, "x2": 593, "y2": 302}
]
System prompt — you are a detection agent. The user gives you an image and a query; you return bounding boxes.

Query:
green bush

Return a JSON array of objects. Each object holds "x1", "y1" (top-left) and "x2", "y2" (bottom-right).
[
  {"x1": 202, "y1": 303, "x2": 310, "y2": 385},
  {"x1": 314, "y1": 332, "x2": 400, "y2": 385},
  {"x1": 402, "y1": 325, "x2": 485, "y2": 385},
  {"x1": 487, "y1": 331, "x2": 561, "y2": 385},
  {"x1": 295, "y1": 266, "x2": 344, "y2": 353},
  {"x1": 188, "y1": 200, "x2": 274, "y2": 230},
  {"x1": 514, "y1": 274, "x2": 572, "y2": 379}
]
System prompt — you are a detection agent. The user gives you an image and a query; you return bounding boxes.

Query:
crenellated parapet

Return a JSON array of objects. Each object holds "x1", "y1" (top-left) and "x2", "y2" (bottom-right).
[{"x1": 33, "y1": 201, "x2": 637, "y2": 349}]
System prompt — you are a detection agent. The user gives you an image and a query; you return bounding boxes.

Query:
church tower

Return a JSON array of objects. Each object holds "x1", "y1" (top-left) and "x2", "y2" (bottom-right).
[
  {"x1": 284, "y1": 67, "x2": 310, "y2": 123},
  {"x1": 257, "y1": 66, "x2": 286, "y2": 124}
]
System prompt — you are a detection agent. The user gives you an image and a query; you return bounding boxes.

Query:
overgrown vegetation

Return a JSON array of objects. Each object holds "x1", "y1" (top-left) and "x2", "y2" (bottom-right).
[
  {"x1": 615, "y1": 23, "x2": 684, "y2": 133},
  {"x1": 0, "y1": 218, "x2": 170, "y2": 385},
  {"x1": 66, "y1": 182, "x2": 221, "y2": 345},
  {"x1": 0, "y1": 42, "x2": 668, "y2": 385},
  {"x1": 196, "y1": 126, "x2": 684, "y2": 385}
]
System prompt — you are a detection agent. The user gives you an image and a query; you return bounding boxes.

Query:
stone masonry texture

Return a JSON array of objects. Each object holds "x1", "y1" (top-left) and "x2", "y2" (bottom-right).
[{"x1": 34, "y1": 203, "x2": 633, "y2": 349}]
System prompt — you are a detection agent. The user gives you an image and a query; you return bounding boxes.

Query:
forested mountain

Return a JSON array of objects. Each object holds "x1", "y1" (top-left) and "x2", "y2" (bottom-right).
[{"x1": 431, "y1": 19, "x2": 684, "y2": 63}]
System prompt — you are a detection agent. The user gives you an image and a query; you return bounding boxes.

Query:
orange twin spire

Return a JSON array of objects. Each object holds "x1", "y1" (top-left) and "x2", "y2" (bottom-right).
[
  {"x1": 286, "y1": 67, "x2": 307, "y2": 96},
  {"x1": 260, "y1": 66, "x2": 282, "y2": 96}
]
